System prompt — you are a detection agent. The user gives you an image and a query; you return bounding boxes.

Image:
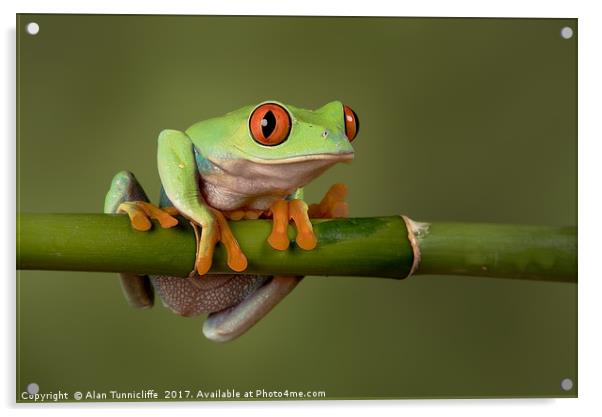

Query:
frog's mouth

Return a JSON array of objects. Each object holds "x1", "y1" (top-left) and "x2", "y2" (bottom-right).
[
  {"x1": 202, "y1": 275, "x2": 301, "y2": 343},
  {"x1": 233, "y1": 151, "x2": 354, "y2": 165}
]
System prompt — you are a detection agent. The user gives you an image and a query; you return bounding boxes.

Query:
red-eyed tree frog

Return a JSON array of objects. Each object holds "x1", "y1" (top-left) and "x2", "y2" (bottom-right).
[{"x1": 104, "y1": 100, "x2": 359, "y2": 342}]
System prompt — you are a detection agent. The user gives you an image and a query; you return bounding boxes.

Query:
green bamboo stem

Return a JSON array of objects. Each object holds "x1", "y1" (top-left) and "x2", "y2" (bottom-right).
[
  {"x1": 16, "y1": 213, "x2": 577, "y2": 283},
  {"x1": 412, "y1": 221, "x2": 577, "y2": 283}
]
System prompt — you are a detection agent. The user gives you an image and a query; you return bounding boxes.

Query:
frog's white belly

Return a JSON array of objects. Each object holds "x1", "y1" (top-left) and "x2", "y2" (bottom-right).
[{"x1": 199, "y1": 156, "x2": 347, "y2": 211}]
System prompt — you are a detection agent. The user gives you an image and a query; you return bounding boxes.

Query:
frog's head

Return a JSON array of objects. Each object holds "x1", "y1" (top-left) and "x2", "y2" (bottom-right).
[{"x1": 187, "y1": 101, "x2": 358, "y2": 194}]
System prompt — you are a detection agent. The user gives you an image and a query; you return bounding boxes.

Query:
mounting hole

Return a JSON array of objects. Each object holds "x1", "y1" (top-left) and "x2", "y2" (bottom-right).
[
  {"x1": 25, "y1": 22, "x2": 40, "y2": 35},
  {"x1": 560, "y1": 378, "x2": 573, "y2": 391},
  {"x1": 560, "y1": 26, "x2": 573, "y2": 39},
  {"x1": 27, "y1": 383, "x2": 39, "y2": 394}
]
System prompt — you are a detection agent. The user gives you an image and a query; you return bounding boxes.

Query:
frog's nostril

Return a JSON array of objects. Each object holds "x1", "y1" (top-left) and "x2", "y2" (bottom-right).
[{"x1": 322, "y1": 130, "x2": 329, "y2": 138}]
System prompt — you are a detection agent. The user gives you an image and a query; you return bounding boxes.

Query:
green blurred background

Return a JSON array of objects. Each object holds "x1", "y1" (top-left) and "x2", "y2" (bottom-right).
[{"x1": 16, "y1": 15, "x2": 577, "y2": 400}]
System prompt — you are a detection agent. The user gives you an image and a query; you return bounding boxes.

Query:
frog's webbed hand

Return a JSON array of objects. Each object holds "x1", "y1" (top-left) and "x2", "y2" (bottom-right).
[
  {"x1": 267, "y1": 183, "x2": 349, "y2": 251},
  {"x1": 158, "y1": 129, "x2": 247, "y2": 276},
  {"x1": 104, "y1": 171, "x2": 162, "y2": 308},
  {"x1": 117, "y1": 201, "x2": 179, "y2": 231},
  {"x1": 267, "y1": 198, "x2": 317, "y2": 251}
]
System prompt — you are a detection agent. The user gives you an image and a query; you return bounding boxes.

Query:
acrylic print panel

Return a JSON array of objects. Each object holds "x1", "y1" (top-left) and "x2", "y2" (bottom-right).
[{"x1": 16, "y1": 14, "x2": 577, "y2": 401}]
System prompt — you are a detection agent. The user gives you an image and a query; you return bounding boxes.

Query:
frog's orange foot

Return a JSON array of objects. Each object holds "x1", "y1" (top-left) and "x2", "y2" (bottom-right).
[
  {"x1": 191, "y1": 209, "x2": 248, "y2": 276},
  {"x1": 117, "y1": 201, "x2": 180, "y2": 231},
  {"x1": 308, "y1": 183, "x2": 349, "y2": 219},
  {"x1": 267, "y1": 199, "x2": 317, "y2": 251}
]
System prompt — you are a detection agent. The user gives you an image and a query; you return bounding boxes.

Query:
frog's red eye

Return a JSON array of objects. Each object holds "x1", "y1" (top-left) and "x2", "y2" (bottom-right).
[
  {"x1": 343, "y1": 105, "x2": 359, "y2": 142},
  {"x1": 249, "y1": 103, "x2": 291, "y2": 146}
]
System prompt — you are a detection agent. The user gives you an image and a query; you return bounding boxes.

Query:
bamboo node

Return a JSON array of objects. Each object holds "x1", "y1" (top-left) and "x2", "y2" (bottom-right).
[{"x1": 401, "y1": 215, "x2": 430, "y2": 278}]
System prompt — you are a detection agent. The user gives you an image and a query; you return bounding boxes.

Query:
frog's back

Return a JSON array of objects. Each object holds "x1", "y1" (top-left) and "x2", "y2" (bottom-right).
[{"x1": 185, "y1": 105, "x2": 254, "y2": 152}]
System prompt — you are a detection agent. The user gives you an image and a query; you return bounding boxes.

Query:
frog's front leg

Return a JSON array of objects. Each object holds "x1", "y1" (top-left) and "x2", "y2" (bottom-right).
[
  {"x1": 157, "y1": 129, "x2": 247, "y2": 275},
  {"x1": 104, "y1": 171, "x2": 173, "y2": 308}
]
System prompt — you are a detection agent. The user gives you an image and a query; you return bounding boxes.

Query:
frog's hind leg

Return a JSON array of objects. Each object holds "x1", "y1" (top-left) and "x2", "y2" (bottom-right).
[
  {"x1": 203, "y1": 185, "x2": 350, "y2": 342},
  {"x1": 202, "y1": 275, "x2": 301, "y2": 343},
  {"x1": 104, "y1": 171, "x2": 155, "y2": 309}
]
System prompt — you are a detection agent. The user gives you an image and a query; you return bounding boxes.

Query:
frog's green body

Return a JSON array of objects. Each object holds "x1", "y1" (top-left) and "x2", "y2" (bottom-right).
[{"x1": 104, "y1": 101, "x2": 358, "y2": 342}]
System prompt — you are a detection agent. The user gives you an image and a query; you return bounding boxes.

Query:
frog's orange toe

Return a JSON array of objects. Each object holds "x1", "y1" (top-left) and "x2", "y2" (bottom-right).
[
  {"x1": 117, "y1": 202, "x2": 152, "y2": 231},
  {"x1": 244, "y1": 210, "x2": 262, "y2": 220},
  {"x1": 268, "y1": 232, "x2": 290, "y2": 251},
  {"x1": 327, "y1": 183, "x2": 348, "y2": 200},
  {"x1": 330, "y1": 201, "x2": 349, "y2": 218},
  {"x1": 195, "y1": 255, "x2": 213, "y2": 276},
  {"x1": 138, "y1": 202, "x2": 179, "y2": 229},
  {"x1": 226, "y1": 210, "x2": 245, "y2": 221},
  {"x1": 295, "y1": 230, "x2": 317, "y2": 250},
  {"x1": 289, "y1": 199, "x2": 317, "y2": 251},
  {"x1": 157, "y1": 214, "x2": 179, "y2": 228},
  {"x1": 228, "y1": 252, "x2": 248, "y2": 272},
  {"x1": 132, "y1": 214, "x2": 152, "y2": 231},
  {"x1": 268, "y1": 200, "x2": 291, "y2": 251}
]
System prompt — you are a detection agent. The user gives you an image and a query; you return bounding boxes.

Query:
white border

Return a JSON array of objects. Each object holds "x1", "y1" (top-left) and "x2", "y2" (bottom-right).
[{"x1": 3, "y1": 1, "x2": 601, "y2": 416}]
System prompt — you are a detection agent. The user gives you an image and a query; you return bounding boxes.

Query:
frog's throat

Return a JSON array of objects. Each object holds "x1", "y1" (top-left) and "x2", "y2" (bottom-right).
[
  {"x1": 200, "y1": 152, "x2": 350, "y2": 211},
  {"x1": 204, "y1": 154, "x2": 349, "y2": 192},
  {"x1": 228, "y1": 146, "x2": 354, "y2": 165}
]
